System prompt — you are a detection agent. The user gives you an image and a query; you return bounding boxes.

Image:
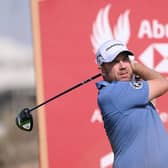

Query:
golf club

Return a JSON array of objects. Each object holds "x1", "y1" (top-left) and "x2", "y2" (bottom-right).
[{"x1": 16, "y1": 73, "x2": 101, "y2": 131}]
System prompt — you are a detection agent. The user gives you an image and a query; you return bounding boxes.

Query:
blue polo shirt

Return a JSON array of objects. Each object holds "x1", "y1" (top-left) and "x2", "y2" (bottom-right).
[{"x1": 96, "y1": 80, "x2": 168, "y2": 168}]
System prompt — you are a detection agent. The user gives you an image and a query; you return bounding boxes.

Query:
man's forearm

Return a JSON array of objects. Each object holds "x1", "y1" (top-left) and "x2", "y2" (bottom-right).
[{"x1": 131, "y1": 61, "x2": 164, "y2": 80}]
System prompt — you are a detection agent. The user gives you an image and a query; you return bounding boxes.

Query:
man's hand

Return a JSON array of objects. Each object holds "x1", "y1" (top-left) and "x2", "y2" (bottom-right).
[{"x1": 128, "y1": 55, "x2": 138, "y2": 72}]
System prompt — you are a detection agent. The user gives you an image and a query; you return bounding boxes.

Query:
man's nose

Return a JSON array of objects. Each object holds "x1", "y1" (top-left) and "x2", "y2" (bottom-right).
[{"x1": 119, "y1": 60, "x2": 126, "y2": 68}]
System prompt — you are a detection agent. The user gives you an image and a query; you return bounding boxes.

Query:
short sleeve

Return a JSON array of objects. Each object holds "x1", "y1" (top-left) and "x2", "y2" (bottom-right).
[{"x1": 111, "y1": 80, "x2": 149, "y2": 111}]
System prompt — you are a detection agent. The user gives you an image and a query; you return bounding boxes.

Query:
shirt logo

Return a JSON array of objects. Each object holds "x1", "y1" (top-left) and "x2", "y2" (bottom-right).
[{"x1": 130, "y1": 80, "x2": 143, "y2": 89}]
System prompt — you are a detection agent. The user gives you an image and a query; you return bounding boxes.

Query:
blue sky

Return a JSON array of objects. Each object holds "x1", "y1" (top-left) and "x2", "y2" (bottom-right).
[
  {"x1": 0, "y1": 0, "x2": 35, "y2": 91},
  {"x1": 0, "y1": 0, "x2": 32, "y2": 45}
]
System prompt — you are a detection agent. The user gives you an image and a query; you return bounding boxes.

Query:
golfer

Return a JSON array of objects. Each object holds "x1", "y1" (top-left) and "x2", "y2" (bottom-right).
[{"x1": 96, "y1": 40, "x2": 168, "y2": 168}]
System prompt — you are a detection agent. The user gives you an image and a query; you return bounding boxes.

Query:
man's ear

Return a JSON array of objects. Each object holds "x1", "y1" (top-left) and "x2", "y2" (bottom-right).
[{"x1": 98, "y1": 66, "x2": 106, "y2": 77}]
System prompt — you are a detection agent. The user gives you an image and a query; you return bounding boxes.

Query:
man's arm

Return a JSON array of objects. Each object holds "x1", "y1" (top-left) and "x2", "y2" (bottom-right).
[{"x1": 131, "y1": 61, "x2": 168, "y2": 101}]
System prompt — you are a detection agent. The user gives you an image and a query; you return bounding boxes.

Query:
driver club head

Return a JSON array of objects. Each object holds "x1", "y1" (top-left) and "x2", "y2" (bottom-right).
[{"x1": 16, "y1": 108, "x2": 33, "y2": 131}]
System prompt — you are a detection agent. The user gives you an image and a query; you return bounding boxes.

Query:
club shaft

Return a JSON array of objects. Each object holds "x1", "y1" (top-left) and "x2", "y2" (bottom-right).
[{"x1": 29, "y1": 73, "x2": 101, "y2": 113}]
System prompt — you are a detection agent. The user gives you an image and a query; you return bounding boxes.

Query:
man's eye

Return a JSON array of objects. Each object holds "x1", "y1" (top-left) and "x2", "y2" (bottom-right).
[
  {"x1": 113, "y1": 60, "x2": 120, "y2": 63},
  {"x1": 123, "y1": 57, "x2": 129, "y2": 62}
]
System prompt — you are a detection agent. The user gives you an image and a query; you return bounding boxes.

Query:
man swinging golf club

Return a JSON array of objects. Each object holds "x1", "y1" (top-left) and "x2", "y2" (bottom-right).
[{"x1": 96, "y1": 40, "x2": 168, "y2": 168}]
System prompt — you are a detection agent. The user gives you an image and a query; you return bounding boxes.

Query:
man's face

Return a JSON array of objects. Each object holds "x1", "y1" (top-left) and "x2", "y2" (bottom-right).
[{"x1": 101, "y1": 53, "x2": 133, "y2": 82}]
